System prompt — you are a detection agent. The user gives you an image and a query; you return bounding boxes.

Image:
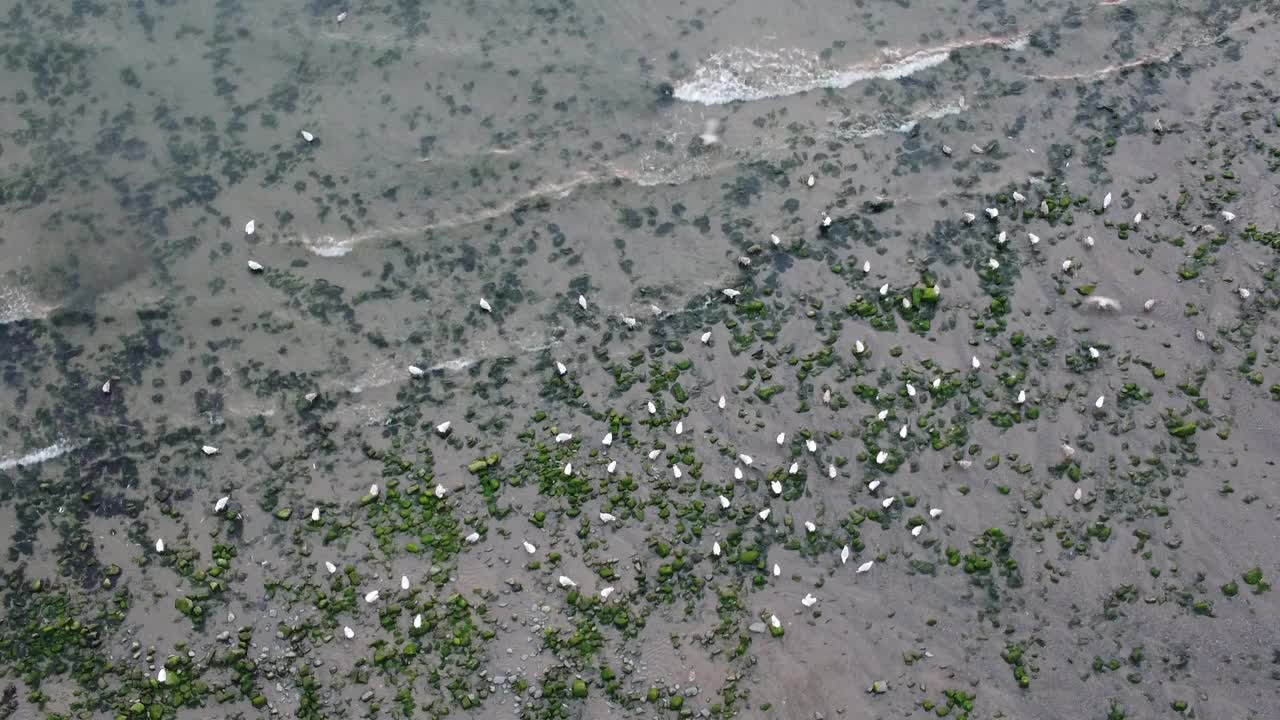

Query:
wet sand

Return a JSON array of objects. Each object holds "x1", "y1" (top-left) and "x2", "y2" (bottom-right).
[{"x1": 2, "y1": 1, "x2": 1279, "y2": 719}]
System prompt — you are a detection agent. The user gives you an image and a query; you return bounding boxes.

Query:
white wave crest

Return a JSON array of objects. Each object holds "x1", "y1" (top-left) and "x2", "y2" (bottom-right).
[
  {"x1": 675, "y1": 35, "x2": 1025, "y2": 105},
  {"x1": 0, "y1": 440, "x2": 76, "y2": 471}
]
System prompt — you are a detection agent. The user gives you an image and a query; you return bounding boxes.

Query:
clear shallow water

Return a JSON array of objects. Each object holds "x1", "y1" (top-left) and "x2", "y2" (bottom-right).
[{"x1": 2, "y1": 1, "x2": 1279, "y2": 719}]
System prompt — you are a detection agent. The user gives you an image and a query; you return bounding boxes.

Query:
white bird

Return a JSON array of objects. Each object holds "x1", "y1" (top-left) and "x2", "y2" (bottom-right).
[
  {"x1": 1144, "y1": 299, "x2": 1156, "y2": 311},
  {"x1": 821, "y1": 213, "x2": 832, "y2": 229},
  {"x1": 1134, "y1": 212, "x2": 1143, "y2": 225},
  {"x1": 862, "y1": 260, "x2": 871, "y2": 273},
  {"x1": 771, "y1": 233, "x2": 781, "y2": 246},
  {"x1": 325, "y1": 561, "x2": 337, "y2": 574},
  {"x1": 1221, "y1": 210, "x2": 1236, "y2": 223},
  {"x1": 247, "y1": 260, "x2": 264, "y2": 272},
  {"x1": 434, "y1": 484, "x2": 447, "y2": 499},
  {"x1": 875, "y1": 450, "x2": 888, "y2": 465},
  {"x1": 1028, "y1": 233, "x2": 1040, "y2": 245},
  {"x1": 343, "y1": 626, "x2": 354, "y2": 639},
  {"x1": 770, "y1": 614, "x2": 782, "y2": 628},
  {"x1": 102, "y1": 380, "x2": 111, "y2": 394},
  {"x1": 806, "y1": 174, "x2": 816, "y2": 187},
  {"x1": 214, "y1": 496, "x2": 230, "y2": 513},
  {"x1": 932, "y1": 377, "x2": 942, "y2": 389},
  {"x1": 996, "y1": 230, "x2": 1007, "y2": 244},
  {"x1": 436, "y1": 421, "x2": 451, "y2": 435},
  {"x1": 157, "y1": 668, "x2": 167, "y2": 683},
  {"x1": 555, "y1": 432, "x2": 573, "y2": 443},
  {"x1": 1102, "y1": 192, "x2": 1112, "y2": 209},
  {"x1": 563, "y1": 462, "x2": 573, "y2": 476},
  {"x1": 647, "y1": 401, "x2": 657, "y2": 415},
  {"x1": 1239, "y1": 287, "x2": 1251, "y2": 299},
  {"x1": 772, "y1": 563, "x2": 781, "y2": 577},
  {"x1": 602, "y1": 432, "x2": 613, "y2": 446},
  {"x1": 606, "y1": 460, "x2": 617, "y2": 474},
  {"x1": 244, "y1": 220, "x2": 256, "y2": 236},
  {"x1": 801, "y1": 593, "x2": 818, "y2": 607},
  {"x1": 364, "y1": 590, "x2": 380, "y2": 603},
  {"x1": 722, "y1": 288, "x2": 741, "y2": 300},
  {"x1": 479, "y1": 298, "x2": 492, "y2": 312},
  {"x1": 771, "y1": 480, "x2": 783, "y2": 495},
  {"x1": 1085, "y1": 295, "x2": 1122, "y2": 312},
  {"x1": 1088, "y1": 347, "x2": 1100, "y2": 359},
  {"x1": 879, "y1": 283, "x2": 890, "y2": 296},
  {"x1": 882, "y1": 496, "x2": 895, "y2": 509},
  {"x1": 788, "y1": 462, "x2": 799, "y2": 475},
  {"x1": 1012, "y1": 191, "x2": 1026, "y2": 203},
  {"x1": 556, "y1": 361, "x2": 567, "y2": 376},
  {"x1": 599, "y1": 512, "x2": 616, "y2": 523},
  {"x1": 855, "y1": 340, "x2": 866, "y2": 354},
  {"x1": 776, "y1": 432, "x2": 786, "y2": 445},
  {"x1": 465, "y1": 531, "x2": 480, "y2": 543},
  {"x1": 906, "y1": 383, "x2": 916, "y2": 397},
  {"x1": 985, "y1": 207, "x2": 999, "y2": 219},
  {"x1": 577, "y1": 295, "x2": 588, "y2": 310},
  {"x1": 734, "y1": 467, "x2": 743, "y2": 480},
  {"x1": 408, "y1": 365, "x2": 425, "y2": 377},
  {"x1": 719, "y1": 495, "x2": 731, "y2": 509},
  {"x1": 311, "y1": 507, "x2": 320, "y2": 522},
  {"x1": 648, "y1": 450, "x2": 661, "y2": 460},
  {"x1": 336, "y1": 11, "x2": 348, "y2": 24},
  {"x1": 963, "y1": 212, "x2": 976, "y2": 224},
  {"x1": 717, "y1": 395, "x2": 727, "y2": 409},
  {"x1": 558, "y1": 575, "x2": 577, "y2": 588},
  {"x1": 1062, "y1": 259, "x2": 1073, "y2": 272},
  {"x1": 1095, "y1": 395, "x2": 1105, "y2": 409},
  {"x1": 400, "y1": 575, "x2": 410, "y2": 590},
  {"x1": 929, "y1": 508, "x2": 942, "y2": 518},
  {"x1": 1062, "y1": 443, "x2": 1075, "y2": 458},
  {"x1": 712, "y1": 541, "x2": 722, "y2": 556},
  {"x1": 739, "y1": 453, "x2": 753, "y2": 465},
  {"x1": 898, "y1": 424, "x2": 908, "y2": 439},
  {"x1": 972, "y1": 355, "x2": 981, "y2": 369},
  {"x1": 600, "y1": 586, "x2": 615, "y2": 599},
  {"x1": 806, "y1": 439, "x2": 817, "y2": 452},
  {"x1": 202, "y1": 445, "x2": 219, "y2": 456},
  {"x1": 805, "y1": 521, "x2": 816, "y2": 532},
  {"x1": 155, "y1": 538, "x2": 165, "y2": 553},
  {"x1": 868, "y1": 480, "x2": 881, "y2": 492},
  {"x1": 877, "y1": 409, "x2": 888, "y2": 421},
  {"x1": 857, "y1": 560, "x2": 874, "y2": 573},
  {"x1": 1017, "y1": 389, "x2": 1026, "y2": 404},
  {"x1": 675, "y1": 421, "x2": 684, "y2": 435},
  {"x1": 911, "y1": 525, "x2": 924, "y2": 537},
  {"x1": 300, "y1": 130, "x2": 315, "y2": 143},
  {"x1": 672, "y1": 465, "x2": 682, "y2": 479},
  {"x1": 987, "y1": 258, "x2": 1000, "y2": 270},
  {"x1": 701, "y1": 331, "x2": 712, "y2": 344},
  {"x1": 1073, "y1": 487, "x2": 1083, "y2": 501},
  {"x1": 841, "y1": 545, "x2": 851, "y2": 564},
  {"x1": 1084, "y1": 235, "x2": 1095, "y2": 248},
  {"x1": 828, "y1": 464, "x2": 837, "y2": 479},
  {"x1": 369, "y1": 484, "x2": 379, "y2": 496},
  {"x1": 758, "y1": 508, "x2": 771, "y2": 520},
  {"x1": 623, "y1": 316, "x2": 637, "y2": 327},
  {"x1": 523, "y1": 541, "x2": 537, "y2": 554},
  {"x1": 413, "y1": 613, "x2": 422, "y2": 628}
]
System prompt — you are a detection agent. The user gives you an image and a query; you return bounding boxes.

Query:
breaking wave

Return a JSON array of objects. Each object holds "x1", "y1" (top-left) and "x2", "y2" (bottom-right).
[{"x1": 0, "y1": 440, "x2": 76, "y2": 471}]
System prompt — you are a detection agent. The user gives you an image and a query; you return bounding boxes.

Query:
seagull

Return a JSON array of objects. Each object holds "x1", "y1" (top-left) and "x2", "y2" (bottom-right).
[
  {"x1": 622, "y1": 316, "x2": 636, "y2": 327},
  {"x1": 929, "y1": 508, "x2": 942, "y2": 518},
  {"x1": 577, "y1": 294, "x2": 587, "y2": 310},
  {"x1": 101, "y1": 380, "x2": 111, "y2": 394},
  {"x1": 436, "y1": 421, "x2": 451, "y2": 436},
  {"x1": 828, "y1": 464, "x2": 837, "y2": 479},
  {"x1": 758, "y1": 508, "x2": 771, "y2": 520},
  {"x1": 155, "y1": 538, "x2": 165, "y2": 553},
  {"x1": 556, "y1": 361, "x2": 567, "y2": 376},
  {"x1": 1028, "y1": 233, "x2": 1040, "y2": 245},
  {"x1": 722, "y1": 288, "x2": 741, "y2": 300},
  {"x1": 414, "y1": 613, "x2": 423, "y2": 628},
  {"x1": 606, "y1": 460, "x2": 617, "y2": 473},
  {"x1": 408, "y1": 365, "x2": 425, "y2": 377},
  {"x1": 1085, "y1": 295, "x2": 1121, "y2": 311},
  {"x1": 805, "y1": 521, "x2": 816, "y2": 532},
  {"x1": 788, "y1": 462, "x2": 799, "y2": 475},
  {"x1": 801, "y1": 594, "x2": 818, "y2": 607},
  {"x1": 855, "y1": 340, "x2": 866, "y2": 354},
  {"x1": 599, "y1": 512, "x2": 616, "y2": 523},
  {"x1": 364, "y1": 590, "x2": 380, "y2": 603},
  {"x1": 1088, "y1": 347, "x2": 1100, "y2": 359},
  {"x1": 311, "y1": 507, "x2": 320, "y2": 522},
  {"x1": 770, "y1": 233, "x2": 781, "y2": 246},
  {"x1": 247, "y1": 260, "x2": 264, "y2": 272},
  {"x1": 877, "y1": 409, "x2": 888, "y2": 421},
  {"x1": 717, "y1": 395, "x2": 726, "y2": 409},
  {"x1": 401, "y1": 575, "x2": 410, "y2": 590},
  {"x1": 776, "y1": 432, "x2": 786, "y2": 445},
  {"x1": 875, "y1": 450, "x2": 888, "y2": 465},
  {"x1": 202, "y1": 445, "x2": 219, "y2": 456},
  {"x1": 911, "y1": 525, "x2": 924, "y2": 537},
  {"x1": 1221, "y1": 210, "x2": 1236, "y2": 223},
  {"x1": 879, "y1": 283, "x2": 890, "y2": 296},
  {"x1": 1095, "y1": 395, "x2": 1105, "y2": 409},
  {"x1": 343, "y1": 627, "x2": 354, "y2": 639},
  {"x1": 1102, "y1": 192, "x2": 1112, "y2": 209},
  {"x1": 600, "y1": 587, "x2": 616, "y2": 599},
  {"x1": 300, "y1": 130, "x2": 315, "y2": 143},
  {"x1": 1143, "y1": 299, "x2": 1156, "y2": 311},
  {"x1": 434, "y1": 484, "x2": 447, "y2": 499},
  {"x1": 648, "y1": 450, "x2": 660, "y2": 460},
  {"x1": 158, "y1": 668, "x2": 167, "y2": 683},
  {"x1": 244, "y1": 220, "x2": 256, "y2": 236},
  {"x1": 465, "y1": 532, "x2": 481, "y2": 543},
  {"x1": 1012, "y1": 191, "x2": 1026, "y2": 203},
  {"x1": 675, "y1": 421, "x2": 684, "y2": 435},
  {"x1": 558, "y1": 575, "x2": 577, "y2": 588},
  {"x1": 712, "y1": 541, "x2": 722, "y2": 556},
  {"x1": 719, "y1": 495, "x2": 731, "y2": 509},
  {"x1": 971, "y1": 355, "x2": 981, "y2": 369},
  {"x1": 647, "y1": 401, "x2": 657, "y2": 415},
  {"x1": 806, "y1": 174, "x2": 816, "y2": 187},
  {"x1": 336, "y1": 11, "x2": 348, "y2": 24},
  {"x1": 701, "y1": 331, "x2": 712, "y2": 344},
  {"x1": 882, "y1": 496, "x2": 895, "y2": 509},
  {"x1": 862, "y1": 260, "x2": 871, "y2": 274},
  {"x1": 602, "y1": 432, "x2": 613, "y2": 446},
  {"x1": 771, "y1": 480, "x2": 783, "y2": 495},
  {"x1": 770, "y1": 614, "x2": 782, "y2": 629},
  {"x1": 1133, "y1": 212, "x2": 1143, "y2": 225},
  {"x1": 856, "y1": 560, "x2": 874, "y2": 573},
  {"x1": 734, "y1": 467, "x2": 743, "y2": 480},
  {"x1": 563, "y1": 462, "x2": 573, "y2": 476},
  {"x1": 1073, "y1": 487, "x2": 1083, "y2": 501},
  {"x1": 772, "y1": 563, "x2": 781, "y2": 577},
  {"x1": 325, "y1": 561, "x2": 337, "y2": 573},
  {"x1": 806, "y1": 439, "x2": 817, "y2": 452},
  {"x1": 906, "y1": 383, "x2": 916, "y2": 397},
  {"x1": 963, "y1": 212, "x2": 976, "y2": 224},
  {"x1": 523, "y1": 541, "x2": 537, "y2": 554},
  {"x1": 479, "y1": 298, "x2": 492, "y2": 312},
  {"x1": 555, "y1": 432, "x2": 573, "y2": 443},
  {"x1": 214, "y1": 496, "x2": 229, "y2": 512},
  {"x1": 898, "y1": 425, "x2": 908, "y2": 439},
  {"x1": 1239, "y1": 287, "x2": 1251, "y2": 299},
  {"x1": 370, "y1": 484, "x2": 379, "y2": 496},
  {"x1": 840, "y1": 545, "x2": 851, "y2": 564},
  {"x1": 672, "y1": 465, "x2": 682, "y2": 479},
  {"x1": 868, "y1": 480, "x2": 881, "y2": 491},
  {"x1": 985, "y1": 207, "x2": 999, "y2": 219},
  {"x1": 1017, "y1": 389, "x2": 1026, "y2": 404}
]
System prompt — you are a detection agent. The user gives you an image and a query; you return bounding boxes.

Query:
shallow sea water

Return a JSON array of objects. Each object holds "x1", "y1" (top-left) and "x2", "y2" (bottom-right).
[{"x1": 2, "y1": 0, "x2": 1279, "y2": 718}]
